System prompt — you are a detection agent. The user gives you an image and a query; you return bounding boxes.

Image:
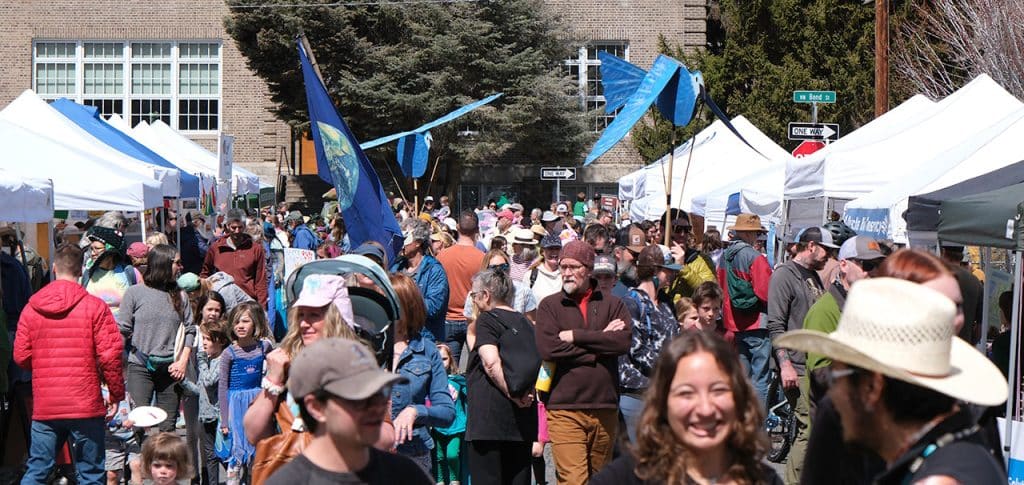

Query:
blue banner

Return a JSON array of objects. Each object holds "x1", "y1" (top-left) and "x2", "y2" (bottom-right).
[
  {"x1": 297, "y1": 38, "x2": 402, "y2": 261},
  {"x1": 585, "y1": 55, "x2": 682, "y2": 166},
  {"x1": 843, "y1": 208, "x2": 890, "y2": 240}
]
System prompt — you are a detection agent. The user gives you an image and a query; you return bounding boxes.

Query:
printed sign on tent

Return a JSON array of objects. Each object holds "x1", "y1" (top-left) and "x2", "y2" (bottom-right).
[{"x1": 218, "y1": 134, "x2": 234, "y2": 182}]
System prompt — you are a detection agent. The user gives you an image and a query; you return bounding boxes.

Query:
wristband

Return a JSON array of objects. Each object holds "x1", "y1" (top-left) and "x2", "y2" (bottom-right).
[{"x1": 261, "y1": 377, "x2": 285, "y2": 396}]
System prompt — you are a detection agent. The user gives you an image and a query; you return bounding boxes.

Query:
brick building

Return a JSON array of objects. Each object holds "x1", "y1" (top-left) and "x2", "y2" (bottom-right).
[
  {"x1": 0, "y1": 1, "x2": 291, "y2": 185},
  {"x1": 0, "y1": 0, "x2": 707, "y2": 209}
]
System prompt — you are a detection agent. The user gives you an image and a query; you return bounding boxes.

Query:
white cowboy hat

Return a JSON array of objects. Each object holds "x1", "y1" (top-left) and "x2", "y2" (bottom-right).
[
  {"x1": 511, "y1": 227, "x2": 537, "y2": 245},
  {"x1": 774, "y1": 277, "x2": 1007, "y2": 407}
]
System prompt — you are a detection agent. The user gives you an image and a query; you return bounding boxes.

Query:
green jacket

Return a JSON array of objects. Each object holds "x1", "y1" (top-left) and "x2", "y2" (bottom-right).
[{"x1": 803, "y1": 283, "x2": 846, "y2": 373}]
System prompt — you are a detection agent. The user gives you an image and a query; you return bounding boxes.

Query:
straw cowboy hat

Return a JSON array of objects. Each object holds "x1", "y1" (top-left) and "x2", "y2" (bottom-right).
[
  {"x1": 727, "y1": 213, "x2": 766, "y2": 232},
  {"x1": 774, "y1": 278, "x2": 1007, "y2": 407}
]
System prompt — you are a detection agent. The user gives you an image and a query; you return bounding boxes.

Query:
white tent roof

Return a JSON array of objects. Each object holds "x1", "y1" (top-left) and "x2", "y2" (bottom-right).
[
  {"x1": 0, "y1": 119, "x2": 163, "y2": 211},
  {"x1": 784, "y1": 75, "x2": 1022, "y2": 201},
  {"x1": 844, "y1": 105, "x2": 1024, "y2": 242},
  {"x1": 691, "y1": 162, "x2": 786, "y2": 226},
  {"x1": 147, "y1": 120, "x2": 263, "y2": 195},
  {"x1": 0, "y1": 169, "x2": 54, "y2": 223},
  {"x1": 617, "y1": 116, "x2": 790, "y2": 216},
  {"x1": 123, "y1": 120, "x2": 218, "y2": 192},
  {"x1": 0, "y1": 90, "x2": 180, "y2": 197}
]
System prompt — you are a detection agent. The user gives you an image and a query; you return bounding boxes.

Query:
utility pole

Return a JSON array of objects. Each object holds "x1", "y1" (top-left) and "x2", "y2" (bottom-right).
[{"x1": 875, "y1": 0, "x2": 889, "y2": 117}]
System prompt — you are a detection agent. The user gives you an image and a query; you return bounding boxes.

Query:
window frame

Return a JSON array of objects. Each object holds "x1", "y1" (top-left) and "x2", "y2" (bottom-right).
[
  {"x1": 564, "y1": 42, "x2": 629, "y2": 132},
  {"x1": 32, "y1": 39, "x2": 222, "y2": 134}
]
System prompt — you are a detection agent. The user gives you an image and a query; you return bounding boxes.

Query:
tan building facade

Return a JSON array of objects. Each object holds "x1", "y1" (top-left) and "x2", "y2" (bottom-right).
[{"x1": 0, "y1": 1, "x2": 291, "y2": 185}]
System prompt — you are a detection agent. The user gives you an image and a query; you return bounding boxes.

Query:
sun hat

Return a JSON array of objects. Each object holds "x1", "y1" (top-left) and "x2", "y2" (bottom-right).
[
  {"x1": 727, "y1": 213, "x2": 766, "y2": 233},
  {"x1": 541, "y1": 211, "x2": 559, "y2": 222},
  {"x1": 292, "y1": 274, "x2": 356, "y2": 329},
  {"x1": 540, "y1": 233, "x2": 562, "y2": 249},
  {"x1": 511, "y1": 227, "x2": 537, "y2": 245},
  {"x1": 127, "y1": 242, "x2": 149, "y2": 259},
  {"x1": 560, "y1": 240, "x2": 595, "y2": 269},
  {"x1": 795, "y1": 226, "x2": 840, "y2": 249},
  {"x1": 531, "y1": 224, "x2": 548, "y2": 238},
  {"x1": 837, "y1": 236, "x2": 885, "y2": 261},
  {"x1": 774, "y1": 278, "x2": 1008, "y2": 407},
  {"x1": 288, "y1": 337, "x2": 407, "y2": 400}
]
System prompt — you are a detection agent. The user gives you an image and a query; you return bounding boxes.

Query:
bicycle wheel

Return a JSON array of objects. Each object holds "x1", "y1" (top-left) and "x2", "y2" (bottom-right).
[{"x1": 765, "y1": 371, "x2": 795, "y2": 463}]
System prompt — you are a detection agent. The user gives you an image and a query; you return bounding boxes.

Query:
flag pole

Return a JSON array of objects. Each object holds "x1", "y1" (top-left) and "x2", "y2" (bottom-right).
[{"x1": 663, "y1": 128, "x2": 676, "y2": 247}]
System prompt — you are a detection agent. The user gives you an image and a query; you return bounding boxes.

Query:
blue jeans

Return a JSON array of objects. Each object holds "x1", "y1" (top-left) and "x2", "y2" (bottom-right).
[
  {"x1": 23, "y1": 418, "x2": 106, "y2": 485},
  {"x1": 736, "y1": 329, "x2": 771, "y2": 408},
  {"x1": 444, "y1": 319, "x2": 468, "y2": 364},
  {"x1": 618, "y1": 393, "x2": 644, "y2": 445}
]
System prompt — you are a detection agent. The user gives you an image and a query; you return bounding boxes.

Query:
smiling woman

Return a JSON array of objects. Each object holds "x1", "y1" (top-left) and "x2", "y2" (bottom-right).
[{"x1": 591, "y1": 331, "x2": 782, "y2": 485}]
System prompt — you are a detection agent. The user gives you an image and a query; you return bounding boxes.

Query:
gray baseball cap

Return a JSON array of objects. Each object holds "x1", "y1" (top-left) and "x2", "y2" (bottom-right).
[{"x1": 288, "y1": 338, "x2": 406, "y2": 400}]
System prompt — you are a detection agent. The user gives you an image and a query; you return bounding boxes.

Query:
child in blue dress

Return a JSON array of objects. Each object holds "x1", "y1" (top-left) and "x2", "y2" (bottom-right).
[{"x1": 217, "y1": 301, "x2": 272, "y2": 481}]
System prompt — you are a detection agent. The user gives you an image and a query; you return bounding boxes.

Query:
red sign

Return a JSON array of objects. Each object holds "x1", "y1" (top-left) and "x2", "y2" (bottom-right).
[{"x1": 792, "y1": 140, "x2": 826, "y2": 158}]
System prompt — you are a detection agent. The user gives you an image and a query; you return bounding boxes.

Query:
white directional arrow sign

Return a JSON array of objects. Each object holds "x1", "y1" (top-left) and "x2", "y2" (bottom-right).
[
  {"x1": 540, "y1": 167, "x2": 577, "y2": 180},
  {"x1": 787, "y1": 122, "x2": 839, "y2": 141}
]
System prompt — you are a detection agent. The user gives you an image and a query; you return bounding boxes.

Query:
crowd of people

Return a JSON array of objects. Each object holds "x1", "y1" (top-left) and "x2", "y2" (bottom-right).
[{"x1": 0, "y1": 190, "x2": 1014, "y2": 485}]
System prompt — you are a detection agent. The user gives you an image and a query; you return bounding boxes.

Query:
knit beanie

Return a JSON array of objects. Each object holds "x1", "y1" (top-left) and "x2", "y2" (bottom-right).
[
  {"x1": 177, "y1": 273, "x2": 201, "y2": 292},
  {"x1": 560, "y1": 240, "x2": 595, "y2": 268}
]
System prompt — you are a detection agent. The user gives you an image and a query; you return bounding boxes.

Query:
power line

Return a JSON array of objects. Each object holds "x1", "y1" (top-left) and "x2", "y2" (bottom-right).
[{"x1": 228, "y1": 0, "x2": 481, "y2": 9}]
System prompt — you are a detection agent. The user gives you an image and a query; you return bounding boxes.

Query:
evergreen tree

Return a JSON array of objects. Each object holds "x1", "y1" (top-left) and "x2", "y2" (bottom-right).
[{"x1": 224, "y1": 0, "x2": 589, "y2": 197}]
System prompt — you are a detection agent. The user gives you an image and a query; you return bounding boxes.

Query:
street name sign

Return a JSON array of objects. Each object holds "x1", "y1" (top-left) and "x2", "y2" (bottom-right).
[
  {"x1": 788, "y1": 122, "x2": 839, "y2": 142},
  {"x1": 793, "y1": 91, "x2": 836, "y2": 104},
  {"x1": 540, "y1": 167, "x2": 576, "y2": 181}
]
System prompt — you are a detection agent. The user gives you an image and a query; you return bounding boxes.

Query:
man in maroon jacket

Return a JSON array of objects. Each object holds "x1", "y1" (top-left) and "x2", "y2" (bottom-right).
[
  {"x1": 15, "y1": 244, "x2": 124, "y2": 484},
  {"x1": 200, "y1": 208, "x2": 268, "y2": 305},
  {"x1": 535, "y1": 240, "x2": 631, "y2": 485}
]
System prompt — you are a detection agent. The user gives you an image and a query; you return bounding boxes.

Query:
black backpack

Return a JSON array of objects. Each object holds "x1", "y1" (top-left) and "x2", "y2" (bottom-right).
[{"x1": 484, "y1": 310, "x2": 541, "y2": 397}]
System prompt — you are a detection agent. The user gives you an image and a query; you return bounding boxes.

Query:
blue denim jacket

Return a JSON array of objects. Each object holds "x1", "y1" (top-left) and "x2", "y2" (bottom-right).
[
  {"x1": 390, "y1": 332, "x2": 455, "y2": 455},
  {"x1": 391, "y1": 254, "x2": 449, "y2": 340}
]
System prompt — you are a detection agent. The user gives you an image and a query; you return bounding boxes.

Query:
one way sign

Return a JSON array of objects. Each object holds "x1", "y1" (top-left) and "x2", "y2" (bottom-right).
[
  {"x1": 788, "y1": 122, "x2": 839, "y2": 142},
  {"x1": 540, "y1": 167, "x2": 576, "y2": 180}
]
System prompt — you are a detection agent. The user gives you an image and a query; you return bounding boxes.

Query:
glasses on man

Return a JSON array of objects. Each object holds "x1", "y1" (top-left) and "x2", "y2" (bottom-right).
[
  {"x1": 558, "y1": 263, "x2": 585, "y2": 272},
  {"x1": 852, "y1": 258, "x2": 881, "y2": 273},
  {"x1": 327, "y1": 386, "x2": 392, "y2": 411}
]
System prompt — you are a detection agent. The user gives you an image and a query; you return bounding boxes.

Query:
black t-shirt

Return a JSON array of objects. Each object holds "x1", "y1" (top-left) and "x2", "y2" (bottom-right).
[
  {"x1": 466, "y1": 308, "x2": 538, "y2": 442},
  {"x1": 591, "y1": 452, "x2": 783, "y2": 485},
  {"x1": 264, "y1": 449, "x2": 432, "y2": 485}
]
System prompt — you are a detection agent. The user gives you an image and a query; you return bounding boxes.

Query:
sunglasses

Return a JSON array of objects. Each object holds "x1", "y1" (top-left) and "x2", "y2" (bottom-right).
[
  {"x1": 326, "y1": 386, "x2": 392, "y2": 411},
  {"x1": 852, "y1": 258, "x2": 881, "y2": 272},
  {"x1": 487, "y1": 263, "x2": 510, "y2": 273}
]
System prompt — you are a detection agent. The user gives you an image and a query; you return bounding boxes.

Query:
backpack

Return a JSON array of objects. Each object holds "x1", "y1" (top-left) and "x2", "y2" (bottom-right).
[
  {"x1": 723, "y1": 246, "x2": 760, "y2": 311},
  {"x1": 529, "y1": 267, "x2": 539, "y2": 288},
  {"x1": 484, "y1": 310, "x2": 541, "y2": 398}
]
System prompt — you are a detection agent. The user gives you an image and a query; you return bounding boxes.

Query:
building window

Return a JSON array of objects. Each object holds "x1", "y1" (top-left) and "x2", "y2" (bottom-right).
[
  {"x1": 32, "y1": 40, "x2": 221, "y2": 133},
  {"x1": 565, "y1": 42, "x2": 628, "y2": 132}
]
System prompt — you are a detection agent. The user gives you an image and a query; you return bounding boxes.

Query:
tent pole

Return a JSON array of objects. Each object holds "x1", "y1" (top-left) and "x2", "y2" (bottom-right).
[
  {"x1": 176, "y1": 198, "x2": 182, "y2": 253},
  {"x1": 1004, "y1": 249, "x2": 1023, "y2": 463},
  {"x1": 140, "y1": 210, "x2": 147, "y2": 243},
  {"x1": 979, "y1": 246, "x2": 991, "y2": 353},
  {"x1": 663, "y1": 130, "x2": 677, "y2": 246},
  {"x1": 48, "y1": 180, "x2": 55, "y2": 281}
]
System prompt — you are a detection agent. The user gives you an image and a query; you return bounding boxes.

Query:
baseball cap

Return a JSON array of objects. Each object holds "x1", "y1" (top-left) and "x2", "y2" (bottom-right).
[
  {"x1": 593, "y1": 254, "x2": 616, "y2": 275},
  {"x1": 127, "y1": 242, "x2": 149, "y2": 259},
  {"x1": 626, "y1": 225, "x2": 646, "y2": 253},
  {"x1": 509, "y1": 203, "x2": 524, "y2": 212},
  {"x1": 424, "y1": 196, "x2": 434, "y2": 202},
  {"x1": 497, "y1": 209, "x2": 515, "y2": 220},
  {"x1": 796, "y1": 226, "x2": 839, "y2": 249},
  {"x1": 351, "y1": 242, "x2": 386, "y2": 268},
  {"x1": 838, "y1": 235, "x2": 885, "y2": 261},
  {"x1": 541, "y1": 211, "x2": 558, "y2": 222},
  {"x1": 285, "y1": 210, "x2": 304, "y2": 222},
  {"x1": 288, "y1": 338, "x2": 407, "y2": 400},
  {"x1": 541, "y1": 233, "x2": 562, "y2": 249},
  {"x1": 292, "y1": 274, "x2": 356, "y2": 327},
  {"x1": 176, "y1": 273, "x2": 200, "y2": 292},
  {"x1": 556, "y1": 203, "x2": 568, "y2": 214}
]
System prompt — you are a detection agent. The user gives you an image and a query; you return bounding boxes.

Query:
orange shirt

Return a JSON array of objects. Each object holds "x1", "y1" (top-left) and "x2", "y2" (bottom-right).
[{"x1": 437, "y1": 244, "x2": 485, "y2": 321}]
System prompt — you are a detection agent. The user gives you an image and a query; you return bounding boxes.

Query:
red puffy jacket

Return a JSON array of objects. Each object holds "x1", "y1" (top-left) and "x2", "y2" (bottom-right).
[{"x1": 14, "y1": 279, "x2": 124, "y2": 420}]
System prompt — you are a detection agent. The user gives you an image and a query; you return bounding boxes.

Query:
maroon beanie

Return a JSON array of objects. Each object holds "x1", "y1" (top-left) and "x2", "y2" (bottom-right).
[{"x1": 560, "y1": 240, "x2": 595, "y2": 268}]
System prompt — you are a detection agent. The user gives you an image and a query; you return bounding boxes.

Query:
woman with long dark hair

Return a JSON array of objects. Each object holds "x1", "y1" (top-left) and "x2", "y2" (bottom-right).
[
  {"x1": 592, "y1": 331, "x2": 781, "y2": 484},
  {"x1": 117, "y1": 244, "x2": 194, "y2": 433}
]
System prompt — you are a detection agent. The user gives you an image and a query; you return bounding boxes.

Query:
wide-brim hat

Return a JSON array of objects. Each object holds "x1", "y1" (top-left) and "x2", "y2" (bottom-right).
[
  {"x1": 774, "y1": 278, "x2": 1007, "y2": 407},
  {"x1": 727, "y1": 213, "x2": 766, "y2": 232},
  {"x1": 511, "y1": 227, "x2": 537, "y2": 245}
]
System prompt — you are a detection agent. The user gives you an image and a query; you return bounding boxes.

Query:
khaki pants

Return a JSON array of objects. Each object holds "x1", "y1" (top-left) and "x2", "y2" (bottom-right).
[
  {"x1": 784, "y1": 376, "x2": 811, "y2": 485},
  {"x1": 546, "y1": 408, "x2": 618, "y2": 485}
]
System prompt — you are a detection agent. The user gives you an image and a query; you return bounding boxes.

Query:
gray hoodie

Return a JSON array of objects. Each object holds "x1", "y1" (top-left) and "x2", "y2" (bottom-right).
[{"x1": 206, "y1": 271, "x2": 254, "y2": 312}]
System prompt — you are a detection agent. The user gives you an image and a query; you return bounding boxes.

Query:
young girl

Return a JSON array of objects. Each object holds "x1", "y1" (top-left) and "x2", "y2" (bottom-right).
[
  {"x1": 674, "y1": 297, "x2": 703, "y2": 332},
  {"x1": 182, "y1": 317, "x2": 229, "y2": 485},
  {"x1": 141, "y1": 432, "x2": 192, "y2": 485},
  {"x1": 218, "y1": 302, "x2": 273, "y2": 480},
  {"x1": 431, "y1": 343, "x2": 467, "y2": 485}
]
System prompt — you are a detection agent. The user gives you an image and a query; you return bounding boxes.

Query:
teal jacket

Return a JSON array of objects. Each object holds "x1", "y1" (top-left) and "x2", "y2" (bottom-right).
[{"x1": 433, "y1": 374, "x2": 467, "y2": 436}]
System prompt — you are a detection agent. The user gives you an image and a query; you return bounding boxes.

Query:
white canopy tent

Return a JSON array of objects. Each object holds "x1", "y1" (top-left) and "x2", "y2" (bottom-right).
[
  {"x1": 0, "y1": 169, "x2": 54, "y2": 223},
  {"x1": 0, "y1": 90, "x2": 181, "y2": 198},
  {"x1": 617, "y1": 116, "x2": 789, "y2": 219},
  {"x1": 691, "y1": 163, "x2": 786, "y2": 228},
  {"x1": 0, "y1": 119, "x2": 163, "y2": 211},
  {"x1": 844, "y1": 105, "x2": 1024, "y2": 242},
  {"x1": 123, "y1": 120, "x2": 218, "y2": 193},
  {"x1": 784, "y1": 75, "x2": 1021, "y2": 202},
  {"x1": 148, "y1": 120, "x2": 263, "y2": 195}
]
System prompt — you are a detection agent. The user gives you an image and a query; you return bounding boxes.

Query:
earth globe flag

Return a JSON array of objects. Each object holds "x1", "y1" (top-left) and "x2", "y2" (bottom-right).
[{"x1": 297, "y1": 37, "x2": 403, "y2": 261}]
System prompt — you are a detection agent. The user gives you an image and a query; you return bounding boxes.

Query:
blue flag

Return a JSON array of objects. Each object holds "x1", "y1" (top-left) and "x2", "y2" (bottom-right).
[{"x1": 297, "y1": 38, "x2": 403, "y2": 261}]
